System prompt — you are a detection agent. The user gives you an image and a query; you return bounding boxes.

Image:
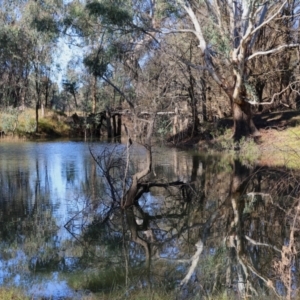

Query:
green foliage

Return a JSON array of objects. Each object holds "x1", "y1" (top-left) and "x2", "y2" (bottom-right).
[
  {"x1": 20, "y1": 111, "x2": 36, "y2": 134},
  {"x1": 0, "y1": 109, "x2": 71, "y2": 137},
  {"x1": 63, "y1": 1, "x2": 94, "y2": 37},
  {"x1": 0, "y1": 107, "x2": 19, "y2": 134},
  {"x1": 86, "y1": 1, "x2": 132, "y2": 27},
  {"x1": 0, "y1": 27, "x2": 31, "y2": 84},
  {"x1": 156, "y1": 117, "x2": 172, "y2": 141},
  {"x1": 38, "y1": 115, "x2": 70, "y2": 136},
  {"x1": 63, "y1": 80, "x2": 79, "y2": 96},
  {"x1": 68, "y1": 267, "x2": 127, "y2": 292},
  {"x1": 83, "y1": 48, "x2": 111, "y2": 78},
  {"x1": 245, "y1": 81, "x2": 259, "y2": 103},
  {"x1": 203, "y1": 24, "x2": 230, "y2": 56},
  {"x1": 212, "y1": 130, "x2": 260, "y2": 164},
  {"x1": 31, "y1": 16, "x2": 59, "y2": 38},
  {"x1": 0, "y1": 28, "x2": 21, "y2": 56},
  {"x1": 156, "y1": 2, "x2": 181, "y2": 19},
  {"x1": 237, "y1": 137, "x2": 260, "y2": 164}
]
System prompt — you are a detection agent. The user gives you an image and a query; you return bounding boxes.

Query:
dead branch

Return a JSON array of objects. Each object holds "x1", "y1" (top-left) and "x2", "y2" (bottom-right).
[
  {"x1": 245, "y1": 235, "x2": 281, "y2": 253},
  {"x1": 180, "y1": 239, "x2": 204, "y2": 287}
]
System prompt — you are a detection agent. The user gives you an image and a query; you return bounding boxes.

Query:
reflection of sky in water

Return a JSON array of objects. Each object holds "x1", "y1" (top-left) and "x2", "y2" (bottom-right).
[
  {"x1": 0, "y1": 141, "x2": 193, "y2": 298},
  {"x1": 29, "y1": 273, "x2": 81, "y2": 300},
  {"x1": 0, "y1": 141, "x2": 114, "y2": 298}
]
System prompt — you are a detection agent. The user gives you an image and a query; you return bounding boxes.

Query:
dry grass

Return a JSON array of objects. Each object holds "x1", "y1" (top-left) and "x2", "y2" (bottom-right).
[
  {"x1": 0, "y1": 108, "x2": 72, "y2": 138},
  {"x1": 0, "y1": 288, "x2": 29, "y2": 300},
  {"x1": 258, "y1": 126, "x2": 300, "y2": 168}
]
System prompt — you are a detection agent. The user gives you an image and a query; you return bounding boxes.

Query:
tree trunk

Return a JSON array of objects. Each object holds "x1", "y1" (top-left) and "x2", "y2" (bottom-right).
[
  {"x1": 173, "y1": 105, "x2": 179, "y2": 135},
  {"x1": 117, "y1": 114, "x2": 122, "y2": 136},
  {"x1": 187, "y1": 45, "x2": 199, "y2": 135},
  {"x1": 122, "y1": 120, "x2": 154, "y2": 208},
  {"x1": 44, "y1": 81, "x2": 50, "y2": 108},
  {"x1": 200, "y1": 77, "x2": 207, "y2": 122},
  {"x1": 106, "y1": 111, "x2": 112, "y2": 138},
  {"x1": 35, "y1": 102, "x2": 39, "y2": 133},
  {"x1": 112, "y1": 115, "x2": 117, "y2": 137},
  {"x1": 232, "y1": 100, "x2": 260, "y2": 141},
  {"x1": 92, "y1": 75, "x2": 97, "y2": 114},
  {"x1": 41, "y1": 103, "x2": 44, "y2": 118},
  {"x1": 188, "y1": 85, "x2": 200, "y2": 136},
  {"x1": 126, "y1": 208, "x2": 151, "y2": 271},
  {"x1": 122, "y1": 146, "x2": 152, "y2": 208},
  {"x1": 73, "y1": 94, "x2": 78, "y2": 110}
]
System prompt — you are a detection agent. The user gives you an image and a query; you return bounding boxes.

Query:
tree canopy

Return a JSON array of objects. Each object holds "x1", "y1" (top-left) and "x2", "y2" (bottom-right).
[{"x1": 0, "y1": 0, "x2": 299, "y2": 141}]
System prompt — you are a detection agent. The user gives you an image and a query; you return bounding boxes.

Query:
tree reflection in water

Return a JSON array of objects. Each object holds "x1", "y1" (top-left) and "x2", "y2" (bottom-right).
[
  {"x1": 64, "y1": 144, "x2": 300, "y2": 300},
  {"x1": 0, "y1": 142, "x2": 299, "y2": 299}
]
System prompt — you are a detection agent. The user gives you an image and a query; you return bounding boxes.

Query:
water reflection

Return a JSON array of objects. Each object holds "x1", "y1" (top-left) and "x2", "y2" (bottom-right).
[{"x1": 0, "y1": 141, "x2": 299, "y2": 299}]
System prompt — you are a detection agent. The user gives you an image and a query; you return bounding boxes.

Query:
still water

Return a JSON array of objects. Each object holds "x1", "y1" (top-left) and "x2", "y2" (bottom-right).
[{"x1": 0, "y1": 140, "x2": 299, "y2": 299}]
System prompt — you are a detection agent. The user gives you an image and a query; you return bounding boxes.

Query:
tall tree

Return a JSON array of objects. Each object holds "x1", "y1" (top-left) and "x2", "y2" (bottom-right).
[
  {"x1": 26, "y1": 0, "x2": 62, "y2": 132},
  {"x1": 0, "y1": 0, "x2": 63, "y2": 131},
  {"x1": 166, "y1": 0, "x2": 300, "y2": 140},
  {"x1": 0, "y1": 1, "x2": 33, "y2": 108}
]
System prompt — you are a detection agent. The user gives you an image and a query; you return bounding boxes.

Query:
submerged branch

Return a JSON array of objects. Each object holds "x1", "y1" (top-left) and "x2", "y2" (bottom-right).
[
  {"x1": 180, "y1": 239, "x2": 204, "y2": 286},
  {"x1": 245, "y1": 235, "x2": 281, "y2": 252}
]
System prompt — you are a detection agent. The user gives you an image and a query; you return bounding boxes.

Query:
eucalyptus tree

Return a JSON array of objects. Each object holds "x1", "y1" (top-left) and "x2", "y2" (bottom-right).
[
  {"x1": 0, "y1": 0, "x2": 63, "y2": 131},
  {"x1": 66, "y1": 1, "x2": 158, "y2": 109},
  {"x1": 246, "y1": 5, "x2": 300, "y2": 111},
  {"x1": 165, "y1": 0, "x2": 300, "y2": 140},
  {"x1": 62, "y1": 79, "x2": 79, "y2": 109},
  {"x1": 81, "y1": 0, "x2": 138, "y2": 107},
  {"x1": 63, "y1": 0, "x2": 155, "y2": 141},
  {"x1": 67, "y1": 0, "x2": 300, "y2": 141},
  {"x1": 26, "y1": 0, "x2": 62, "y2": 131},
  {"x1": 0, "y1": 1, "x2": 33, "y2": 108}
]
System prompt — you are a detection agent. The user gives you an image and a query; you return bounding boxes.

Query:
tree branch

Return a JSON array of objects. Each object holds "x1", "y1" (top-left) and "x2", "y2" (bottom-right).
[
  {"x1": 247, "y1": 44, "x2": 300, "y2": 61},
  {"x1": 102, "y1": 76, "x2": 135, "y2": 109},
  {"x1": 249, "y1": 1, "x2": 288, "y2": 38},
  {"x1": 249, "y1": 2, "x2": 269, "y2": 49},
  {"x1": 180, "y1": 239, "x2": 204, "y2": 286},
  {"x1": 245, "y1": 235, "x2": 281, "y2": 252},
  {"x1": 246, "y1": 82, "x2": 298, "y2": 105}
]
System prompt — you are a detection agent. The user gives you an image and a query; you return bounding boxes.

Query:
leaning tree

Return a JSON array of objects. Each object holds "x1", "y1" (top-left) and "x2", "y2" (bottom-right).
[{"x1": 166, "y1": 0, "x2": 300, "y2": 140}]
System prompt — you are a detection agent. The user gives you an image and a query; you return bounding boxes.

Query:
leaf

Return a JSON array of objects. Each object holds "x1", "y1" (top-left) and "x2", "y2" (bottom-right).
[{"x1": 86, "y1": 1, "x2": 132, "y2": 27}]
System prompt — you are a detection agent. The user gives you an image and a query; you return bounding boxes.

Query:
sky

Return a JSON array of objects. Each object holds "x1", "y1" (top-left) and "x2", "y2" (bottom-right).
[{"x1": 52, "y1": 36, "x2": 84, "y2": 91}]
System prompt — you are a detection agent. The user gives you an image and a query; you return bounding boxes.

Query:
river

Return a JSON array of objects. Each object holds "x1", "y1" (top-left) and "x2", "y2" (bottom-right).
[{"x1": 0, "y1": 140, "x2": 299, "y2": 299}]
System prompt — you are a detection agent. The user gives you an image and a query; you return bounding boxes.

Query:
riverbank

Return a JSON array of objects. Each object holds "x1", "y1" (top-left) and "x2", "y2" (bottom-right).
[
  {"x1": 0, "y1": 108, "x2": 72, "y2": 139},
  {"x1": 195, "y1": 110, "x2": 300, "y2": 168},
  {"x1": 257, "y1": 126, "x2": 300, "y2": 168},
  {"x1": 1, "y1": 108, "x2": 300, "y2": 168}
]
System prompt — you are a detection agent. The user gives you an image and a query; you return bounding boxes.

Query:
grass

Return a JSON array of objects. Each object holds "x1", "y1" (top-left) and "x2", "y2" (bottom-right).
[
  {"x1": 74, "y1": 287, "x2": 285, "y2": 300},
  {"x1": 199, "y1": 118, "x2": 300, "y2": 169},
  {"x1": 38, "y1": 113, "x2": 70, "y2": 136},
  {"x1": 204, "y1": 128, "x2": 261, "y2": 166},
  {"x1": 0, "y1": 285, "x2": 177, "y2": 300},
  {"x1": 0, "y1": 285, "x2": 289, "y2": 300},
  {"x1": 67, "y1": 268, "x2": 128, "y2": 292},
  {"x1": 87, "y1": 288, "x2": 178, "y2": 300},
  {"x1": 0, "y1": 288, "x2": 29, "y2": 300},
  {"x1": 0, "y1": 108, "x2": 72, "y2": 138},
  {"x1": 258, "y1": 126, "x2": 300, "y2": 168}
]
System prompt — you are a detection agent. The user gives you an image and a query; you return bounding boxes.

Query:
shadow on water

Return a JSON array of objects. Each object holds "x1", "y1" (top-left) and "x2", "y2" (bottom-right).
[{"x1": 0, "y1": 141, "x2": 300, "y2": 299}]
